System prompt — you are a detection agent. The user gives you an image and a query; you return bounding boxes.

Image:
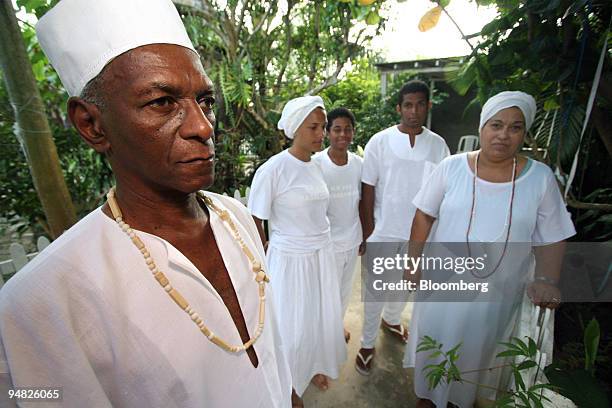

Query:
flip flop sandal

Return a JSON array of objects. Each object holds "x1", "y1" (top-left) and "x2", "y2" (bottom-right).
[
  {"x1": 355, "y1": 348, "x2": 375, "y2": 376},
  {"x1": 381, "y1": 320, "x2": 409, "y2": 344}
]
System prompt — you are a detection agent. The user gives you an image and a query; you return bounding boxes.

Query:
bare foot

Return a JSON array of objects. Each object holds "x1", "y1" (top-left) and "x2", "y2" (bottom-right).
[
  {"x1": 291, "y1": 389, "x2": 304, "y2": 407},
  {"x1": 311, "y1": 374, "x2": 329, "y2": 390},
  {"x1": 344, "y1": 328, "x2": 350, "y2": 343}
]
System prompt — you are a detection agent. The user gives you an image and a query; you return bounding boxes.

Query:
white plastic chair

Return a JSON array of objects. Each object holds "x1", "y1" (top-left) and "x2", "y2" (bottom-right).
[{"x1": 456, "y1": 135, "x2": 479, "y2": 153}]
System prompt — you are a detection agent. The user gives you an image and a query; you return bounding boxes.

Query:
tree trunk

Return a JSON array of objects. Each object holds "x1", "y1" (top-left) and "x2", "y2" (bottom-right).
[{"x1": 0, "y1": 2, "x2": 77, "y2": 239}]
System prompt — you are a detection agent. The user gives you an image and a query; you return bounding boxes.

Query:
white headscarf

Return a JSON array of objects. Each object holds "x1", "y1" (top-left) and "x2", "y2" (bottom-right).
[
  {"x1": 36, "y1": 0, "x2": 196, "y2": 97},
  {"x1": 479, "y1": 91, "x2": 537, "y2": 132},
  {"x1": 277, "y1": 96, "x2": 326, "y2": 139}
]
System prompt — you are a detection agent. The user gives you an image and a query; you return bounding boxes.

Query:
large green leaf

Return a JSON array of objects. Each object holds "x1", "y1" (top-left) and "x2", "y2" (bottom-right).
[{"x1": 583, "y1": 318, "x2": 600, "y2": 374}]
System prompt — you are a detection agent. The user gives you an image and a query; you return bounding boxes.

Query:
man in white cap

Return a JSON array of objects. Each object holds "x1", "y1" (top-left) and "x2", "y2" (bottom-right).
[
  {"x1": 0, "y1": 0, "x2": 291, "y2": 406},
  {"x1": 356, "y1": 80, "x2": 450, "y2": 376}
]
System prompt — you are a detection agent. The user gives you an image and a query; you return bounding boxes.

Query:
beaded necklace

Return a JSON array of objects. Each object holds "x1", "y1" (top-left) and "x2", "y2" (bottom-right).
[
  {"x1": 466, "y1": 152, "x2": 517, "y2": 279},
  {"x1": 106, "y1": 187, "x2": 269, "y2": 353}
]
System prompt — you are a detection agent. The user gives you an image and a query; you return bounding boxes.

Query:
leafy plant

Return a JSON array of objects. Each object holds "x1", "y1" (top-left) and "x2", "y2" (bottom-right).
[{"x1": 417, "y1": 327, "x2": 610, "y2": 407}]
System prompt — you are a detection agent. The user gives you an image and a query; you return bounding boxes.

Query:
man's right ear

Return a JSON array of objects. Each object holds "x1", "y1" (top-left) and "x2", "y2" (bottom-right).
[{"x1": 67, "y1": 97, "x2": 110, "y2": 153}]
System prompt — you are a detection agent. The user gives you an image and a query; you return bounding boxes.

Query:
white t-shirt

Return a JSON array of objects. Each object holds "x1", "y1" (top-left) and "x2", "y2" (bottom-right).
[
  {"x1": 413, "y1": 153, "x2": 576, "y2": 244},
  {"x1": 362, "y1": 126, "x2": 450, "y2": 241},
  {"x1": 0, "y1": 193, "x2": 291, "y2": 408},
  {"x1": 248, "y1": 149, "x2": 331, "y2": 252},
  {"x1": 313, "y1": 148, "x2": 363, "y2": 251}
]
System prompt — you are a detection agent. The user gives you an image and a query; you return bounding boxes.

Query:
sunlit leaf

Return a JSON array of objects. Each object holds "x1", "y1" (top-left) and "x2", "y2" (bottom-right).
[
  {"x1": 543, "y1": 97, "x2": 560, "y2": 111},
  {"x1": 31, "y1": 60, "x2": 46, "y2": 82},
  {"x1": 418, "y1": 6, "x2": 442, "y2": 32}
]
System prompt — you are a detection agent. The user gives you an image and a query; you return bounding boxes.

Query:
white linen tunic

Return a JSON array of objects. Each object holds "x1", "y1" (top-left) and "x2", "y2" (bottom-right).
[
  {"x1": 248, "y1": 150, "x2": 347, "y2": 396},
  {"x1": 361, "y1": 126, "x2": 450, "y2": 242},
  {"x1": 0, "y1": 192, "x2": 292, "y2": 408},
  {"x1": 404, "y1": 154, "x2": 576, "y2": 407}
]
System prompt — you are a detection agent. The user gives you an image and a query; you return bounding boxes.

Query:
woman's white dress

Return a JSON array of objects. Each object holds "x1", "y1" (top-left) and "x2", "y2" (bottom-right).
[
  {"x1": 248, "y1": 150, "x2": 347, "y2": 396},
  {"x1": 404, "y1": 153, "x2": 575, "y2": 407}
]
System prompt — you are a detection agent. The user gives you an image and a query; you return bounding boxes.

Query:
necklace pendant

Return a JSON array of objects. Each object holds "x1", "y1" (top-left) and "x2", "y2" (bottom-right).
[{"x1": 255, "y1": 270, "x2": 267, "y2": 283}]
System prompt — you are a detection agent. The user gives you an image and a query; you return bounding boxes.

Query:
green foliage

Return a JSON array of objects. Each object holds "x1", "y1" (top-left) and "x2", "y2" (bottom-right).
[
  {"x1": 418, "y1": 318, "x2": 610, "y2": 407},
  {"x1": 416, "y1": 335, "x2": 562, "y2": 407},
  {"x1": 584, "y1": 318, "x2": 600, "y2": 375},
  {"x1": 416, "y1": 335, "x2": 462, "y2": 389}
]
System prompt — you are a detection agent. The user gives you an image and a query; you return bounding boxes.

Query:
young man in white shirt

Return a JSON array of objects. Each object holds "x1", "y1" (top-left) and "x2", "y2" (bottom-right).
[
  {"x1": 313, "y1": 108, "x2": 363, "y2": 342},
  {"x1": 356, "y1": 80, "x2": 450, "y2": 375}
]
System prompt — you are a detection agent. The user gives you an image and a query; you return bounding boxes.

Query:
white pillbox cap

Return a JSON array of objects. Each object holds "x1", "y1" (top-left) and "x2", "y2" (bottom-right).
[{"x1": 35, "y1": 0, "x2": 196, "y2": 96}]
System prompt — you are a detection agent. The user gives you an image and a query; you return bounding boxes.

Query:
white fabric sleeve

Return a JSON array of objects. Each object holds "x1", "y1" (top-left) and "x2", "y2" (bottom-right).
[
  {"x1": 532, "y1": 173, "x2": 576, "y2": 245},
  {"x1": 248, "y1": 164, "x2": 276, "y2": 220},
  {"x1": 361, "y1": 137, "x2": 379, "y2": 186},
  {"x1": 412, "y1": 159, "x2": 448, "y2": 218}
]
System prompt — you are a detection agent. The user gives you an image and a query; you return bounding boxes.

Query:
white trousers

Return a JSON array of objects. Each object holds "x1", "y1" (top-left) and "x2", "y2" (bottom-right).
[
  {"x1": 360, "y1": 240, "x2": 409, "y2": 349},
  {"x1": 333, "y1": 246, "x2": 360, "y2": 318}
]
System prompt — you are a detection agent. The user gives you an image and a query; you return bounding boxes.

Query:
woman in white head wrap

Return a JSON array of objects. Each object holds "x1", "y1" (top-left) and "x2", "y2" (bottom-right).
[
  {"x1": 248, "y1": 96, "x2": 347, "y2": 406},
  {"x1": 403, "y1": 91, "x2": 575, "y2": 407}
]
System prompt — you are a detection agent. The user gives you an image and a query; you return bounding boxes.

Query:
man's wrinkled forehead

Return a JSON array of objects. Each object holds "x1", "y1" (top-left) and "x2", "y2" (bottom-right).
[{"x1": 103, "y1": 44, "x2": 210, "y2": 94}]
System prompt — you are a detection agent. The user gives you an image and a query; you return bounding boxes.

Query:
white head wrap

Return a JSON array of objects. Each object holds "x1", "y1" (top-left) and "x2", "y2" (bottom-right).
[
  {"x1": 479, "y1": 91, "x2": 537, "y2": 132},
  {"x1": 277, "y1": 96, "x2": 326, "y2": 139},
  {"x1": 35, "y1": 0, "x2": 196, "y2": 97}
]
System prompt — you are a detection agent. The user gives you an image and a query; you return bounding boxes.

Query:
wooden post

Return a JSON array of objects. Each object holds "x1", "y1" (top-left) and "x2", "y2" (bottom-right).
[{"x1": 0, "y1": 2, "x2": 77, "y2": 238}]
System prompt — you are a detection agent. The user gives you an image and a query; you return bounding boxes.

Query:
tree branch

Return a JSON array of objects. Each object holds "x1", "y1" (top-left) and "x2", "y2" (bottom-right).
[
  {"x1": 237, "y1": 0, "x2": 248, "y2": 36},
  {"x1": 273, "y1": 0, "x2": 294, "y2": 95},
  {"x1": 238, "y1": 4, "x2": 275, "y2": 60},
  {"x1": 439, "y1": 4, "x2": 474, "y2": 52},
  {"x1": 245, "y1": 105, "x2": 270, "y2": 130},
  {"x1": 566, "y1": 197, "x2": 612, "y2": 211},
  {"x1": 306, "y1": 62, "x2": 343, "y2": 95},
  {"x1": 307, "y1": 2, "x2": 321, "y2": 89}
]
